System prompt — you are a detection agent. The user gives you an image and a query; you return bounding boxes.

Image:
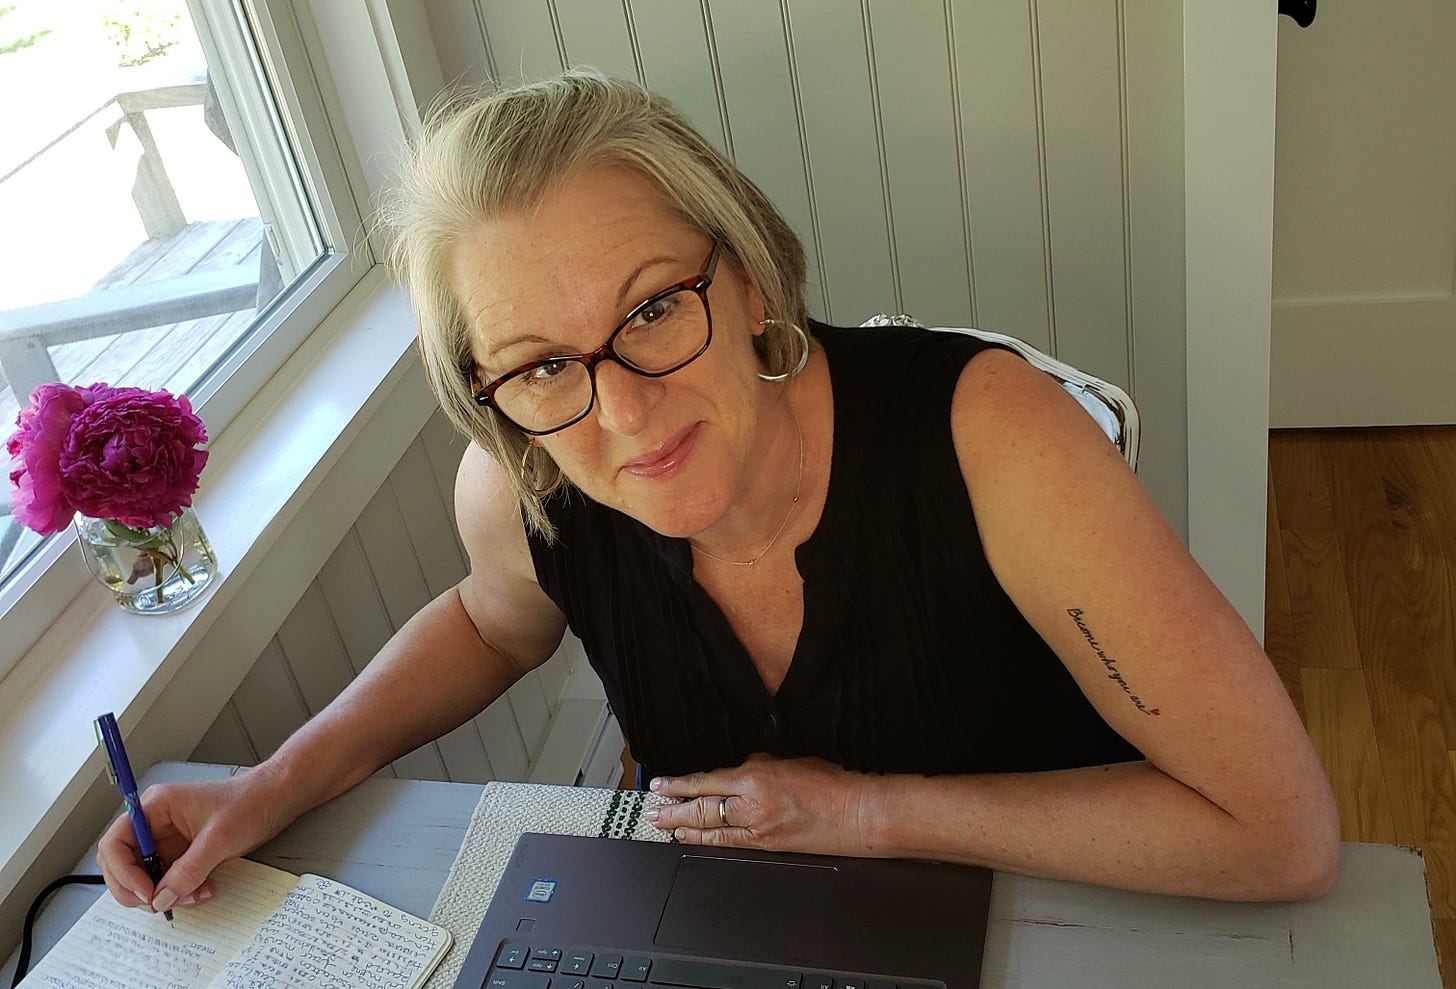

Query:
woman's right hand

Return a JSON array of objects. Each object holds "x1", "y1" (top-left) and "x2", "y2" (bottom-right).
[{"x1": 96, "y1": 765, "x2": 293, "y2": 913}]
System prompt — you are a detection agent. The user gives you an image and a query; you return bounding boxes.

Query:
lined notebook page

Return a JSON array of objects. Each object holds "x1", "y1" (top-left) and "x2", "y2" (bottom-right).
[
  {"x1": 210, "y1": 875, "x2": 451, "y2": 988},
  {"x1": 20, "y1": 857, "x2": 294, "y2": 987}
]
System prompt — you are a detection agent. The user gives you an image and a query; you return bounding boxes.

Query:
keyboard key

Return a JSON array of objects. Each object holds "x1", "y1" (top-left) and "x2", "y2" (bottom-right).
[
  {"x1": 588, "y1": 981, "x2": 615, "y2": 989},
  {"x1": 497, "y1": 946, "x2": 530, "y2": 970},
  {"x1": 559, "y1": 980, "x2": 587, "y2": 989},
  {"x1": 529, "y1": 959, "x2": 560, "y2": 973},
  {"x1": 488, "y1": 972, "x2": 552, "y2": 989},
  {"x1": 535, "y1": 949, "x2": 565, "y2": 961},
  {"x1": 650, "y1": 958, "x2": 803, "y2": 989},
  {"x1": 592, "y1": 955, "x2": 624, "y2": 979},
  {"x1": 563, "y1": 952, "x2": 595, "y2": 976},
  {"x1": 868, "y1": 981, "x2": 896, "y2": 989},
  {"x1": 838, "y1": 979, "x2": 864, "y2": 989},
  {"x1": 621, "y1": 957, "x2": 653, "y2": 982},
  {"x1": 807, "y1": 977, "x2": 834, "y2": 989}
]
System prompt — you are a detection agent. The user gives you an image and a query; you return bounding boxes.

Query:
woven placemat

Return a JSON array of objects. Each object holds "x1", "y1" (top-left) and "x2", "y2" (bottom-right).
[{"x1": 423, "y1": 783, "x2": 674, "y2": 989}]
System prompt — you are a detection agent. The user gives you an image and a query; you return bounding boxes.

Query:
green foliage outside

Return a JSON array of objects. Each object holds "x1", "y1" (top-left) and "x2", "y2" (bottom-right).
[
  {"x1": 100, "y1": 0, "x2": 185, "y2": 67},
  {"x1": 0, "y1": 4, "x2": 52, "y2": 55}
]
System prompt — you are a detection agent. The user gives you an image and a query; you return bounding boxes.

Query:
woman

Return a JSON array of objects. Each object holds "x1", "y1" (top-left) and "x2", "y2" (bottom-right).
[{"x1": 98, "y1": 69, "x2": 1338, "y2": 916}]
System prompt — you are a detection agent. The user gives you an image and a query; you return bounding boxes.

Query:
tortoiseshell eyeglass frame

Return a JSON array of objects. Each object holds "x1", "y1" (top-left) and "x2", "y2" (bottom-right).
[{"x1": 465, "y1": 239, "x2": 721, "y2": 437}]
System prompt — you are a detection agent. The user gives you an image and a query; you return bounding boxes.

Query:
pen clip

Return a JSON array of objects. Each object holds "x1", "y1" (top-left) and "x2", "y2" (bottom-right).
[{"x1": 95, "y1": 719, "x2": 118, "y2": 786}]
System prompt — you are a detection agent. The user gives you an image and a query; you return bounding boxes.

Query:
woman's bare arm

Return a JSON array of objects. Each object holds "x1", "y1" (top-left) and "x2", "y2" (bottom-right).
[{"x1": 653, "y1": 350, "x2": 1339, "y2": 901}]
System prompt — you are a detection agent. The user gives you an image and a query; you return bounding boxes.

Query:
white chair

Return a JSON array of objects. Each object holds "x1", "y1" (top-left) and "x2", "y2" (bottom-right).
[{"x1": 860, "y1": 314, "x2": 1140, "y2": 472}]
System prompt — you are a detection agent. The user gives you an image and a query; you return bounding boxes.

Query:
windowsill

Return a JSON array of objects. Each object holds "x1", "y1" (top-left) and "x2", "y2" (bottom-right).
[{"x1": 0, "y1": 265, "x2": 434, "y2": 914}]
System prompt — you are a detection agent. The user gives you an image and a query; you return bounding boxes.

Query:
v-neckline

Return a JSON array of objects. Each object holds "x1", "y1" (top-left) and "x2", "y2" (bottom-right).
[{"x1": 651, "y1": 324, "x2": 847, "y2": 705}]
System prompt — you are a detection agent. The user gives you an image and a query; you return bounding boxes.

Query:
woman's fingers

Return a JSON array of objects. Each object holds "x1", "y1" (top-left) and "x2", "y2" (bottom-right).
[
  {"x1": 650, "y1": 795, "x2": 738, "y2": 832},
  {"x1": 97, "y1": 815, "x2": 156, "y2": 907},
  {"x1": 673, "y1": 825, "x2": 756, "y2": 846}
]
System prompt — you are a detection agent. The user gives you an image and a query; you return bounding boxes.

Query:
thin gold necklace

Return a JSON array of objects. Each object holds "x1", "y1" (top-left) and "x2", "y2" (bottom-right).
[{"x1": 691, "y1": 407, "x2": 804, "y2": 567}]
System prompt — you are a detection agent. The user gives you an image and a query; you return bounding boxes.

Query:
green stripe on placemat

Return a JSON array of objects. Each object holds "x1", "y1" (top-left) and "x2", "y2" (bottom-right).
[{"x1": 598, "y1": 790, "x2": 648, "y2": 838}]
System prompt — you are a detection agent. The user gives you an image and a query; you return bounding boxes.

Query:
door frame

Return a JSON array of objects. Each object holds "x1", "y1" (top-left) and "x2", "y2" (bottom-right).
[{"x1": 1183, "y1": 1, "x2": 1279, "y2": 640}]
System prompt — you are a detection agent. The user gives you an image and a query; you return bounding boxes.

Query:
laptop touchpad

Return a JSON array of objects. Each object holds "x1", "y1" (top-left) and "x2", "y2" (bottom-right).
[{"x1": 655, "y1": 855, "x2": 837, "y2": 959}]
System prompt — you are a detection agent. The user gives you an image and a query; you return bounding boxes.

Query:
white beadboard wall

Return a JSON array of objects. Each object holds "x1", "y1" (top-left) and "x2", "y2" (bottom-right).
[
  {"x1": 430, "y1": 0, "x2": 1188, "y2": 536},
  {"x1": 190, "y1": 410, "x2": 572, "y2": 782}
]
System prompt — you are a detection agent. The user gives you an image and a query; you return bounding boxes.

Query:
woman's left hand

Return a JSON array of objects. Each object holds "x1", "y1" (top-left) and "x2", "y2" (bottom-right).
[{"x1": 647, "y1": 753, "x2": 880, "y2": 856}]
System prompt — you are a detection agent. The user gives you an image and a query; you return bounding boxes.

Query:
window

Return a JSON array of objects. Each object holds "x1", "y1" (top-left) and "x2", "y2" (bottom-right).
[{"x1": 0, "y1": 0, "x2": 368, "y2": 666}]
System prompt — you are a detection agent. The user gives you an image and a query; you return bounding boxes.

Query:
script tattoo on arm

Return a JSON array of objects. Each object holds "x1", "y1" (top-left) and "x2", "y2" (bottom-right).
[{"x1": 1065, "y1": 608, "x2": 1161, "y2": 716}]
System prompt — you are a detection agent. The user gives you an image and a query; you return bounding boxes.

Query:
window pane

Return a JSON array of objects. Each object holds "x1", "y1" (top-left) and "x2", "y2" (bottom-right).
[{"x1": 0, "y1": 0, "x2": 328, "y2": 588}]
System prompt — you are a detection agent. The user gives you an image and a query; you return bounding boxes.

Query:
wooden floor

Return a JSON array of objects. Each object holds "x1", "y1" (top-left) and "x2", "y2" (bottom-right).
[{"x1": 1267, "y1": 425, "x2": 1456, "y2": 987}]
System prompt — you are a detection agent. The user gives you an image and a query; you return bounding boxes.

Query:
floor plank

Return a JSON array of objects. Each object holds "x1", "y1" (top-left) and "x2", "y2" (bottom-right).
[
  {"x1": 1300, "y1": 667, "x2": 1399, "y2": 844},
  {"x1": 1269, "y1": 427, "x2": 1456, "y2": 987},
  {"x1": 1268, "y1": 431, "x2": 1336, "y2": 530},
  {"x1": 1264, "y1": 473, "x2": 1303, "y2": 717},
  {"x1": 1279, "y1": 526, "x2": 1363, "y2": 670}
]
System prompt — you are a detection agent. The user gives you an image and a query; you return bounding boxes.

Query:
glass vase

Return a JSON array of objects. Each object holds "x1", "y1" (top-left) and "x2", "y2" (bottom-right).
[{"x1": 75, "y1": 508, "x2": 218, "y2": 615}]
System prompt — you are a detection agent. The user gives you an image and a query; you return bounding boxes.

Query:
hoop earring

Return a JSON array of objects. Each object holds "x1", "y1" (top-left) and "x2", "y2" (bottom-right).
[
  {"x1": 520, "y1": 442, "x2": 562, "y2": 499},
  {"x1": 756, "y1": 320, "x2": 810, "y2": 382}
]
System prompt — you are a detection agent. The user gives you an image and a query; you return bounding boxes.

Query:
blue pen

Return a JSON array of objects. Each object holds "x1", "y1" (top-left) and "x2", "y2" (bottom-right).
[{"x1": 96, "y1": 712, "x2": 173, "y2": 923}]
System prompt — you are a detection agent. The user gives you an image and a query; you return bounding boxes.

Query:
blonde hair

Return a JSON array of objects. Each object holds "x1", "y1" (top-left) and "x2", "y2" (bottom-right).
[{"x1": 383, "y1": 68, "x2": 810, "y2": 538}]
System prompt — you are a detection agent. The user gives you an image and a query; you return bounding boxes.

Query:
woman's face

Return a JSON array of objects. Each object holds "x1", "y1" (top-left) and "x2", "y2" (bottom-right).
[{"x1": 448, "y1": 164, "x2": 771, "y2": 537}]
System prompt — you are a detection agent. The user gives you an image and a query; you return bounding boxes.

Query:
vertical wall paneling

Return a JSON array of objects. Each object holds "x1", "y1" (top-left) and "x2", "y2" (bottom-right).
[
  {"x1": 507, "y1": 674, "x2": 553, "y2": 759},
  {"x1": 418, "y1": 412, "x2": 468, "y2": 538},
  {"x1": 627, "y1": 1, "x2": 729, "y2": 153},
  {"x1": 535, "y1": 641, "x2": 576, "y2": 716},
  {"x1": 473, "y1": 696, "x2": 531, "y2": 781},
  {"x1": 706, "y1": 0, "x2": 826, "y2": 318},
  {"x1": 316, "y1": 531, "x2": 395, "y2": 675},
  {"x1": 785, "y1": 0, "x2": 897, "y2": 323},
  {"x1": 1034, "y1": 0, "x2": 1130, "y2": 386},
  {"x1": 551, "y1": 0, "x2": 641, "y2": 81},
  {"x1": 314, "y1": 529, "x2": 401, "y2": 779},
  {"x1": 865, "y1": 0, "x2": 975, "y2": 327},
  {"x1": 392, "y1": 442, "x2": 469, "y2": 594},
  {"x1": 354, "y1": 479, "x2": 450, "y2": 780},
  {"x1": 190, "y1": 703, "x2": 258, "y2": 767},
  {"x1": 274, "y1": 583, "x2": 358, "y2": 716},
  {"x1": 203, "y1": 422, "x2": 564, "y2": 783},
  {"x1": 391, "y1": 441, "x2": 497, "y2": 784},
  {"x1": 431, "y1": 718, "x2": 498, "y2": 786},
  {"x1": 230, "y1": 641, "x2": 311, "y2": 761},
  {"x1": 1120, "y1": 0, "x2": 1187, "y2": 537},
  {"x1": 475, "y1": 0, "x2": 564, "y2": 83},
  {"x1": 356, "y1": 480, "x2": 435, "y2": 628},
  {"x1": 948, "y1": 0, "x2": 1052, "y2": 350},
  {"x1": 423, "y1": 0, "x2": 491, "y2": 88},
  {"x1": 446, "y1": 426, "x2": 534, "y2": 780}
]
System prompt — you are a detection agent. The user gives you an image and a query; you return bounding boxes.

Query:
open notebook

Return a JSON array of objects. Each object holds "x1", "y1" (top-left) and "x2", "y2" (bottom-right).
[{"x1": 20, "y1": 856, "x2": 452, "y2": 988}]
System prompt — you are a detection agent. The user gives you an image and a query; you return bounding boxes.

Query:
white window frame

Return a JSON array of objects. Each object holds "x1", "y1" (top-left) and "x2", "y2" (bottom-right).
[
  {"x1": 0, "y1": 0, "x2": 439, "y2": 926},
  {"x1": 0, "y1": 0, "x2": 374, "y2": 678}
]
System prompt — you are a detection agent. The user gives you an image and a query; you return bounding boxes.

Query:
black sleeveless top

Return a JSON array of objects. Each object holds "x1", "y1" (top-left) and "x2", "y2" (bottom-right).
[{"x1": 527, "y1": 322, "x2": 1141, "y2": 778}]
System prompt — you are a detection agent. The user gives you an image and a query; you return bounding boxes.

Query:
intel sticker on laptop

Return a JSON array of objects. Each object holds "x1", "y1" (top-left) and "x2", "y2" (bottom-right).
[{"x1": 525, "y1": 879, "x2": 557, "y2": 903}]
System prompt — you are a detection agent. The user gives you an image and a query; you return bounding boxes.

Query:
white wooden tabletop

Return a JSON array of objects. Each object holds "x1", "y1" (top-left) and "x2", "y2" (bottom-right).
[{"x1": 3, "y1": 762, "x2": 1444, "y2": 988}]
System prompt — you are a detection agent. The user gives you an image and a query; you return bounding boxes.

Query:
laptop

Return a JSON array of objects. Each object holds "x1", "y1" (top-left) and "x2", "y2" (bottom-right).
[{"x1": 451, "y1": 832, "x2": 993, "y2": 989}]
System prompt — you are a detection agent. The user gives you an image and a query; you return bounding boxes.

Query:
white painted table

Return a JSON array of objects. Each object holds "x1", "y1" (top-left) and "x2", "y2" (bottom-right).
[{"x1": 3, "y1": 762, "x2": 1444, "y2": 988}]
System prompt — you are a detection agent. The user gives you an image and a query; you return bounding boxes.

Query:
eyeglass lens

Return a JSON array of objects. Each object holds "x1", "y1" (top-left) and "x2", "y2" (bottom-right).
[{"x1": 492, "y1": 286, "x2": 710, "y2": 434}]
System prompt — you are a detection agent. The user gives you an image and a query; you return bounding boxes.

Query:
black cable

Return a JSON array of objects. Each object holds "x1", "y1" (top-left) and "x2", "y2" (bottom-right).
[{"x1": 11, "y1": 874, "x2": 106, "y2": 987}]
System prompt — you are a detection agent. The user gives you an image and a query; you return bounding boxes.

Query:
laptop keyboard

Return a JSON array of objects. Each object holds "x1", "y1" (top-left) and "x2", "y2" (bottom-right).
[{"x1": 480, "y1": 942, "x2": 936, "y2": 989}]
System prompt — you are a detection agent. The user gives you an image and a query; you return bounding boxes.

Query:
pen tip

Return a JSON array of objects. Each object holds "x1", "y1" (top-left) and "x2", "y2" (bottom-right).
[{"x1": 165, "y1": 911, "x2": 175, "y2": 925}]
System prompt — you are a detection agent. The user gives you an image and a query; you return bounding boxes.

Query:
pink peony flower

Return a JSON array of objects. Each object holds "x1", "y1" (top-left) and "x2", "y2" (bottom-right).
[
  {"x1": 6, "y1": 382, "x2": 209, "y2": 536},
  {"x1": 57, "y1": 387, "x2": 209, "y2": 530},
  {"x1": 7, "y1": 383, "x2": 91, "y2": 536}
]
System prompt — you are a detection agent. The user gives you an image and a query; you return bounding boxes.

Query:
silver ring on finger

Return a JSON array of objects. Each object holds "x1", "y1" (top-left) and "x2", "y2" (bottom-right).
[{"x1": 718, "y1": 796, "x2": 730, "y2": 828}]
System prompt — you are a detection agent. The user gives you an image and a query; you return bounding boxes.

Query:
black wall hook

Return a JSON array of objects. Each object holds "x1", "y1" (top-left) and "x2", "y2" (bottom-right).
[{"x1": 1279, "y1": 0, "x2": 1316, "y2": 28}]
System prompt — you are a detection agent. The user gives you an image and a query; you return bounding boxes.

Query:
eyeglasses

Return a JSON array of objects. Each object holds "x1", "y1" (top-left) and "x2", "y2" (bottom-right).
[{"x1": 470, "y1": 240, "x2": 721, "y2": 436}]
